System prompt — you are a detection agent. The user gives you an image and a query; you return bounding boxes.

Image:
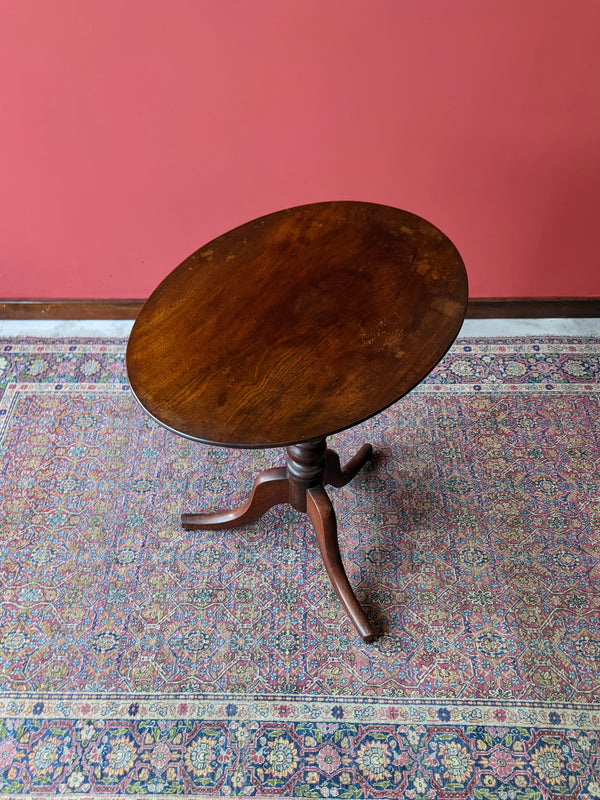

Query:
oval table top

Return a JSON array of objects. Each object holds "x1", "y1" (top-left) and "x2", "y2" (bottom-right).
[{"x1": 126, "y1": 201, "x2": 468, "y2": 448}]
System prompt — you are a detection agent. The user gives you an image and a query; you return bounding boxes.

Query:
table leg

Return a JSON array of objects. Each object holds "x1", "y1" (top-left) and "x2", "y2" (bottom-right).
[
  {"x1": 306, "y1": 484, "x2": 376, "y2": 643},
  {"x1": 324, "y1": 443, "x2": 373, "y2": 488},
  {"x1": 181, "y1": 467, "x2": 289, "y2": 530}
]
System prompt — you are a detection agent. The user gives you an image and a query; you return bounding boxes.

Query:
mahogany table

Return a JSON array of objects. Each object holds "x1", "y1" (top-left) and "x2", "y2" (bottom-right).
[{"x1": 126, "y1": 201, "x2": 468, "y2": 643}]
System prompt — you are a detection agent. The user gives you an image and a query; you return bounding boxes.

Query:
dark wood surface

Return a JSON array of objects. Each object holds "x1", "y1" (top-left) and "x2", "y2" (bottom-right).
[{"x1": 126, "y1": 201, "x2": 468, "y2": 448}]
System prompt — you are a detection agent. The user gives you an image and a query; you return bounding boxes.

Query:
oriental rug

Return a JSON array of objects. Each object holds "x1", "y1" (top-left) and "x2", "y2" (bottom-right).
[{"x1": 0, "y1": 336, "x2": 599, "y2": 799}]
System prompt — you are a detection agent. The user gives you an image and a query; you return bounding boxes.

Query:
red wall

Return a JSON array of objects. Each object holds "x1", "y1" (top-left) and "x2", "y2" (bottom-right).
[{"x1": 1, "y1": 0, "x2": 599, "y2": 299}]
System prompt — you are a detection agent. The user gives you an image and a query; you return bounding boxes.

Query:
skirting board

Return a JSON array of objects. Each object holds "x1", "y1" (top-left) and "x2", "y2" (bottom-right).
[{"x1": 0, "y1": 298, "x2": 599, "y2": 320}]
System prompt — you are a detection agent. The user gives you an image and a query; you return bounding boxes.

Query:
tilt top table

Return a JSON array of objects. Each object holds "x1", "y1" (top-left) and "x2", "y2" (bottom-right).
[{"x1": 126, "y1": 201, "x2": 468, "y2": 643}]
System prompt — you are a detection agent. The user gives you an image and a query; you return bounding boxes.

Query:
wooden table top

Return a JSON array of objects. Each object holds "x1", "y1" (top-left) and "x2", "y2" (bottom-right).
[{"x1": 126, "y1": 201, "x2": 468, "y2": 448}]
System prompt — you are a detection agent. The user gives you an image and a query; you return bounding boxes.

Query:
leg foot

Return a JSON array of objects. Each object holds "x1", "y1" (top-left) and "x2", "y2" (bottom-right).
[
  {"x1": 324, "y1": 443, "x2": 373, "y2": 488},
  {"x1": 182, "y1": 467, "x2": 289, "y2": 530},
  {"x1": 306, "y1": 484, "x2": 376, "y2": 643}
]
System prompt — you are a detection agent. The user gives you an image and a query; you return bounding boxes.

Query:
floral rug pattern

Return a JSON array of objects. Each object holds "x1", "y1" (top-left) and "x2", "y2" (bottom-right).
[{"x1": 0, "y1": 337, "x2": 599, "y2": 798}]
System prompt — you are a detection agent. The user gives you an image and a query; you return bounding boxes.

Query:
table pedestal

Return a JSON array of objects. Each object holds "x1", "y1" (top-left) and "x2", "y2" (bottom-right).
[{"x1": 181, "y1": 439, "x2": 375, "y2": 642}]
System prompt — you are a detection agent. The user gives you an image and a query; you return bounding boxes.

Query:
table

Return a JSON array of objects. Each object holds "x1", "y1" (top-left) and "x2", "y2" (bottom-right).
[{"x1": 126, "y1": 201, "x2": 468, "y2": 642}]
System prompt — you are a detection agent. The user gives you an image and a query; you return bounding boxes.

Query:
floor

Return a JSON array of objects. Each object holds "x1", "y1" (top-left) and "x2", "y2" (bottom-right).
[{"x1": 0, "y1": 318, "x2": 600, "y2": 338}]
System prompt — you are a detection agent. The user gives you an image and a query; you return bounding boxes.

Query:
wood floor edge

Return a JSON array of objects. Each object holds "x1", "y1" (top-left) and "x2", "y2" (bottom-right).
[{"x1": 0, "y1": 298, "x2": 599, "y2": 320}]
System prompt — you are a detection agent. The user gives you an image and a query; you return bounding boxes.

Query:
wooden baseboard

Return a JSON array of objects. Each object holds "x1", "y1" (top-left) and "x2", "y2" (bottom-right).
[
  {"x1": 0, "y1": 300, "x2": 145, "y2": 319},
  {"x1": 467, "y1": 298, "x2": 600, "y2": 318},
  {"x1": 0, "y1": 298, "x2": 599, "y2": 320}
]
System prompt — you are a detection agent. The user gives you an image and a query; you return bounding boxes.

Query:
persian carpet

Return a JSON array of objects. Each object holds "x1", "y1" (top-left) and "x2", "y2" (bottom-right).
[{"x1": 0, "y1": 336, "x2": 599, "y2": 799}]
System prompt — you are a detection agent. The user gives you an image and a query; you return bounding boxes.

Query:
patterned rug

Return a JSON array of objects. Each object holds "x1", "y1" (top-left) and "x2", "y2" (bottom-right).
[{"x1": 0, "y1": 336, "x2": 599, "y2": 799}]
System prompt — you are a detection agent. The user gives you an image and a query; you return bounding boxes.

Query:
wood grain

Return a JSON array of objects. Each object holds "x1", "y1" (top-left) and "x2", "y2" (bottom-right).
[{"x1": 126, "y1": 201, "x2": 468, "y2": 448}]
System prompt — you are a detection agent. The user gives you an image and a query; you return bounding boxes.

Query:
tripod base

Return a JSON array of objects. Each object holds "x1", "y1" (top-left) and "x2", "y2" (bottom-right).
[{"x1": 182, "y1": 440, "x2": 375, "y2": 643}]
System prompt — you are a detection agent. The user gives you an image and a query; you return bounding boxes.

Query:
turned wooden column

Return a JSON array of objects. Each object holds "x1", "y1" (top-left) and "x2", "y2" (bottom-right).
[{"x1": 286, "y1": 439, "x2": 327, "y2": 512}]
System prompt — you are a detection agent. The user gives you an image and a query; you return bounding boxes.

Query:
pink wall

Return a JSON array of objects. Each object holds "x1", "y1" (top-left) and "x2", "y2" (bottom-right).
[{"x1": 1, "y1": 0, "x2": 599, "y2": 299}]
